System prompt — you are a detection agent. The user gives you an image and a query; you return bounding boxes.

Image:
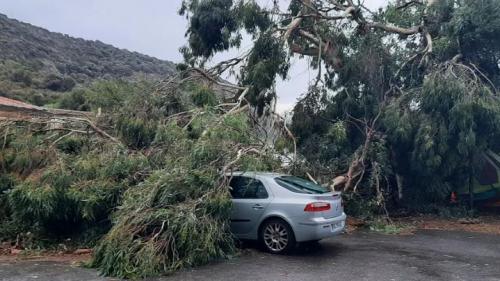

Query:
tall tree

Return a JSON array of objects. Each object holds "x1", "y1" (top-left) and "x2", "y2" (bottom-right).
[{"x1": 179, "y1": 0, "x2": 500, "y2": 210}]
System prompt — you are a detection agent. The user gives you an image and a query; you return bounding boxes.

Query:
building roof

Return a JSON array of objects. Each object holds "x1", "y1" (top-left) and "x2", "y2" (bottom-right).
[
  {"x1": 0, "y1": 96, "x2": 39, "y2": 109},
  {"x1": 0, "y1": 96, "x2": 94, "y2": 121}
]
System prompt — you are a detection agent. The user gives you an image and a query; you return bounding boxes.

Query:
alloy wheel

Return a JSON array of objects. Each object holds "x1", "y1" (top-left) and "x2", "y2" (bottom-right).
[{"x1": 263, "y1": 222, "x2": 289, "y2": 252}]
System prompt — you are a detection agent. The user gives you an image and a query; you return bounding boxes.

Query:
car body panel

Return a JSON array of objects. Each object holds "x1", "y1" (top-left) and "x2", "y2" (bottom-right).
[
  {"x1": 227, "y1": 172, "x2": 346, "y2": 242},
  {"x1": 230, "y1": 197, "x2": 272, "y2": 235}
]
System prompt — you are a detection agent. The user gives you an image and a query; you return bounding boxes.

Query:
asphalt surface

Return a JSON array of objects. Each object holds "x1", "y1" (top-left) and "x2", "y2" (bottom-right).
[{"x1": 1, "y1": 230, "x2": 500, "y2": 281}]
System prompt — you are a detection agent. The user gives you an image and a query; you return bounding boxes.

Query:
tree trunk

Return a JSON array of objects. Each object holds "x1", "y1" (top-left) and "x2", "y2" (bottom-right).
[
  {"x1": 396, "y1": 174, "x2": 404, "y2": 200},
  {"x1": 468, "y1": 155, "x2": 474, "y2": 210}
]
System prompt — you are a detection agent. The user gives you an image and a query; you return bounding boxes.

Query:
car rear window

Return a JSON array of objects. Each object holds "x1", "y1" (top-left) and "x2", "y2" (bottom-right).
[{"x1": 275, "y1": 176, "x2": 329, "y2": 194}]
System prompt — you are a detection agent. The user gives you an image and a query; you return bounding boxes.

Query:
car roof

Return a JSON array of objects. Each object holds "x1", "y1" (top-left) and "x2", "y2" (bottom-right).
[{"x1": 224, "y1": 171, "x2": 286, "y2": 178}]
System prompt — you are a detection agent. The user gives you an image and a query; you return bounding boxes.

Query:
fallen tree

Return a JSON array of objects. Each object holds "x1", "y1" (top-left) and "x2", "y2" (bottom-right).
[{"x1": 0, "y1": 70, "x2": 295, "y2": 278}]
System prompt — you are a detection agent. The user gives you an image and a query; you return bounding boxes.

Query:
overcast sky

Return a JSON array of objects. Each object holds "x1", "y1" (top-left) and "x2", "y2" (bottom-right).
[{"x1": 0, "y1": 0, "x2": 387, "y2": 112}]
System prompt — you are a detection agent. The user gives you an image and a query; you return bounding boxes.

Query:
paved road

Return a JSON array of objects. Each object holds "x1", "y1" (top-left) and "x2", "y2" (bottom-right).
[{"x1": 1, "y1": 230, "x2": 500, "y2": 281}]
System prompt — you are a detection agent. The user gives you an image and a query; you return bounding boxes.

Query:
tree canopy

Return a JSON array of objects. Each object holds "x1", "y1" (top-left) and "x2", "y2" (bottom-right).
[{"x1": 179, "y1": 0, "x2": 500, "y2": 210}]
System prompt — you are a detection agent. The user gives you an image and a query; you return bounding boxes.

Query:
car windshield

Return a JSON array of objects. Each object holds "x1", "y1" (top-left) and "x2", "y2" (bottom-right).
[{"x1": 275, "y1": 176, "x2": 329, "y2": 194}]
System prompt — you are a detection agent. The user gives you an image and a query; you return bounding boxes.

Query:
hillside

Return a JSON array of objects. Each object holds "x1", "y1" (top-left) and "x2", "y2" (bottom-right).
[{"x1": 0, "y1": 13, "x2": 176, "y2": 104}]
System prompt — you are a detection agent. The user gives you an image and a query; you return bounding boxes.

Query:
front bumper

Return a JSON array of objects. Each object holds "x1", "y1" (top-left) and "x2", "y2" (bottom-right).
[{"x1": 293, "y1": 212, "x2": 347, "y2": 242}]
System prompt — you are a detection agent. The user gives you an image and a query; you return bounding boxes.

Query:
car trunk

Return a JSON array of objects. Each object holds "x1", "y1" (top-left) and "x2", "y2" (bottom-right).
[{"x1": 307, "y1": 192, "x2": 343, "y2": 218}]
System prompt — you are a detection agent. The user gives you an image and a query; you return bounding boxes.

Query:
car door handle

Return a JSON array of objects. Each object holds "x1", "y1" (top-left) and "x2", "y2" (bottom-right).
[{"x1": 252, "y1": 204, "x2": 264, "y2": 210}]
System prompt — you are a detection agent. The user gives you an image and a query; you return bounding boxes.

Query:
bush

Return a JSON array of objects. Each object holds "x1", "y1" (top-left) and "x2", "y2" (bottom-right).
[
  {"x1": 8, "y1": 146, "x2": 53, "y2": 176},
  {"x1": 0, "y1": 174, "x2": 16, "y2": 221},
  {"x1": 58, "y1": 90, "x2": 89, "y2": 111},
  {"x1": 6, "y1": 149, "x2": 148, "y2": 238},
  {"x1": 57, "y1": 135, "x2": 86, "y2": 154},
  {"x1": 44, "y1": 75, "x2": 76, "y2": 92},
  {"x1": 8, "y1": 169, "x2": 78, "y2": 234},
  {"x1": 342, "y1": 193, "x2": 379, "y2": 220},
  {"x1": 29, "y1": 93, "x2": 46, "y2": 106},
  {"x1": 67, "y1": 180, "x2": 123, "y2": 222},
  {"x1": 117, "y1": 118, "x2": 157, "y2": 149},
  {"x1": 10, "y1": 70, "x2": 33, "y2": 86},
  {"x1": 191, "y1": 86, "x2": 218, "y2": 107},
  {"x1": 84, "y1": 80, "x2": 129, "y2": 110}
]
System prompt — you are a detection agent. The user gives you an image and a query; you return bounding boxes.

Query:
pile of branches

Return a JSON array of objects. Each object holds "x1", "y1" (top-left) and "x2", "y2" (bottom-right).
[{"x1": 0, "y1": 69, "x2": 293, "y2": 278}]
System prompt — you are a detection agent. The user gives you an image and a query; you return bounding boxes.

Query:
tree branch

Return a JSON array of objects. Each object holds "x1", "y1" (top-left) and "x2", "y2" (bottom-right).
[
  {"x1": 366, "y1": 22, "x2": 422, "y2": 35},
  {"x1": 396, "y1": 0, "x2": 424, "y2": 10}
]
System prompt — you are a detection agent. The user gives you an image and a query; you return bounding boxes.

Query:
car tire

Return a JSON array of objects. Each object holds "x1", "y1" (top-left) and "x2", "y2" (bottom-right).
[{"x1": 259, "y1": 218, "x2": 296, "y2": 254}]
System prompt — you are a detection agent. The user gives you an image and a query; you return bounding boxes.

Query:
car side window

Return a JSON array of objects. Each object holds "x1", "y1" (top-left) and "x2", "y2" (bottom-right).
[{"x1": 229, "y1": 176, "x2": 268, "y2": 199}]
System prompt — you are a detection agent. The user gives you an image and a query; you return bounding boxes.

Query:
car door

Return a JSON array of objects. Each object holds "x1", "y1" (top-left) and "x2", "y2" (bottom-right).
[{"x1": 229, "y1": 176, "x2": 272, "y2": 235}]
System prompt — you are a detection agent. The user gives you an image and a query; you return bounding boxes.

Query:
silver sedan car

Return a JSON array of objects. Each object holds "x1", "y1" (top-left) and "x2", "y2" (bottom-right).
[{"x1": 226, "y1": 172, "x2": 346, "y2": 254}]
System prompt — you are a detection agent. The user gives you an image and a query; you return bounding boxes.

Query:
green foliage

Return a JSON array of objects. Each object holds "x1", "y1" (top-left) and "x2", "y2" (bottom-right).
[
  {"x1": 8, "y1": 178, "x2": 72, "y2": 230},
  {"x1": 0, "y1": 123, "x2": 149, "y2": 238},
  {"x1": 153, "y1": 121, "x2": 189, "y2": 147},
  {"x1": 450, "y1": 0, "x2": 500, "y2": 75},
  {"x1": 43, "y1": 75, "x2": 76, "y2": 92},
  {"x1": 10, "y1": 69, "x2": 33, "y2": 86},
  {"x1": 368, "y1": 218, "x2": 414, "y2": 235},
  {"x1": 283, "y1": 0, "x2": 500, "y2": 213},
  {"x1": 191, "y1": 85, "x2": 218, "y2": 107},
  {"x1": 0, "y1": 14, "x2": 176, "y2": 104},
  {"x1": 237, "y1": 0, "x2": 271, "y2": 34},
  {"x1": 182, "y1": 0, "x2": 240, "y2": 58},
  {"x1": 343, "y1": 193, "x2": 379, "y2": 220},
  {"x1": 0, "y1": 174, "x2": 16, "y2": 222},
  {"x1": 90, "y1": 111, "x2": 278, "y2": 278},
  {"x1": 58, "y1": 90, "x2": 89, "y2": 110},
  {"x1": 180, "y1": 0, "x2": 271, "y2": 61},
  {"x1": 84, "y1": 80, "x2": 130, "y2": 110},
  {"x1": 1, "y1": 73, "x2": 283, "y2": 277},
  {"x1": 67, "y1": 180, "x2": 122, "y2": 221},
  {"x1": 385, "y1": 63, "x2": 500, "y2": 205},
  {"x1": 384, "y1": 2, "x2": 425, "y2": 29},
  {"x1": 56, "y1": 135, "x2": 86, "y2": 154},
  {"x1": 1, "y1": 133, "x2": 54, "y2": 176},
  {"x1": 242, "y1": 32, "x2": 290, "y2": 113},
  {"x1": 117, "y1": 117, "x2": 157, "y2": 149}
]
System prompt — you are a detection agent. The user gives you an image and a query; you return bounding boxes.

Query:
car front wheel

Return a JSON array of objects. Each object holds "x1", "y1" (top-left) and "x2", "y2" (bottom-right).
[{"x1": 259, "y1": 218, "x2": 295, "y2": 254}]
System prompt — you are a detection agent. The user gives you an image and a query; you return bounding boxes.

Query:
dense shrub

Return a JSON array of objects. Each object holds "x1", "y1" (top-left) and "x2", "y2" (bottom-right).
[
  {"x1": 3, "y1": 135, "x2": 55, "y2": 176},
  {"x1": 5, "y1": 149, "x2": 148, "y2": 237},
  {"x1": 29, "y1": 93, "x2": 46, "y2": 106},
  {"x1": 0, "y1": 174, "x2": 16, "y2": 221},
  {"x1": 58, "y1": 90, "x2": 89, "y2": 111},
  {"x1": 117, "y1": 118, "x2": 157, "y2": 149},
  {"x1": 191, "y1": 86, "x2": 217, "y2": 107},
  {"x1": 44, "y1": 75, "x2": 76, "y2": 92},
  {"x1": 10, "y1": 70, "x2": 33, "y2": 86},
  {"x1": 56, "y1": 135, "x2": 86, "y2": 154}
]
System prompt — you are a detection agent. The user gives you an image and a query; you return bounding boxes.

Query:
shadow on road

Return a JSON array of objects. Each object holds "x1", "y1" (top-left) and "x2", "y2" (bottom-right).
[{"x1": 236, "y1": 239, "x2": 345, "y2": 258}]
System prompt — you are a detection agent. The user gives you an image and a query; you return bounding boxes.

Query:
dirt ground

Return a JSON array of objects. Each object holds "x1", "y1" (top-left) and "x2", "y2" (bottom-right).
[
  {"x1": 412, "y1": 215, "x2": 500, "y2": 235},
  {"x1": 345, "y1": 215, "x2": 500, "y2": 235},
  {"x1": 0, "y1": 251, "x2": 91, "y2": 264}
]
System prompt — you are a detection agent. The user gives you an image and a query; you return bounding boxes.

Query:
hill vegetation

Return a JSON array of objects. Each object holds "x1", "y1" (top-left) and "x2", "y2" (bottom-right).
[{"x1": 0, "y1": 13, "x2": 176, "y2": 104}]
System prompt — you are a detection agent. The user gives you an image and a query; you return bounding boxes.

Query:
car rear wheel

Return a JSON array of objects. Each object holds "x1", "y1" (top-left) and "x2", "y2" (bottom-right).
[{"x1": 259, "y1": 218, "x2": 295, "y2": 254}]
